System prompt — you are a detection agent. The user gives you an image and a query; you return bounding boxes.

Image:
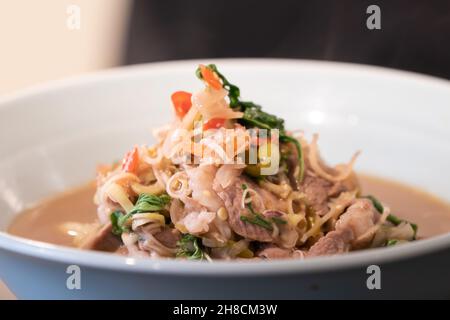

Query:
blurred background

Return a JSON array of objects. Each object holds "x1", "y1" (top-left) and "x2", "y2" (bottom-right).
[
  {"x1": 0, "y1": 0, "x2": 449, "y2": 299},
  {"x1": 0, "y1": 0, "x2": 449, "y2": 95}
]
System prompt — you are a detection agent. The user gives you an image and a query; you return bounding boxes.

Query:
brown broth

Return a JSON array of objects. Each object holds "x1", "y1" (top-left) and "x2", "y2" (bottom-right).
[
  {"x1": 8, "y1": 175, "x2": 450, "y2": 247},
  {"x1": 359, "y1": 175, "x2": 450, "y2": 238},
  {"x1": 8, "y1": 182, "x2": 98, "y2": 247}
]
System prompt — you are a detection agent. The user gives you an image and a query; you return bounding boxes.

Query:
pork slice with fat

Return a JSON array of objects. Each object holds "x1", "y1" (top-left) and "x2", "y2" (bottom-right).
[
  {"x1": 308, "y1": 198, "x2": 379, "y2": 256},
  {"x1": 79, "y1": 222, "x2": 121, "y2": 252},
  {"x1": 214, "y1": 178, "x2": 274, "y2": 242}
]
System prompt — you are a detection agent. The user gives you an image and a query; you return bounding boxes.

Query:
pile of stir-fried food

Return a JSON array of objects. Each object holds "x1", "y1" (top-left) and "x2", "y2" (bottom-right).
[{"x1": 80, "y1": 64, "x2": 418, "y2": 260}]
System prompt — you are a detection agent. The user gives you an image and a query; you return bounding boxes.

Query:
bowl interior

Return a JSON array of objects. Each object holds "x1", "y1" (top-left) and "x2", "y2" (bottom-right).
[{"x1": 0, "y1": 59, "x2": 449, "y2": 234}]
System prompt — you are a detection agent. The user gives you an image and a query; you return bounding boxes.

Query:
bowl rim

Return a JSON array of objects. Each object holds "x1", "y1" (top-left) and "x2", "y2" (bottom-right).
[
  {"x1": 1, "y1": 232, "x2": 450, "y2": 276},
  {"x1": 1, "y1": 57, "x2": 449, "y2": 107},
  {"x1": 0, "y1": 58, "x2": 449, "y2": 276}
]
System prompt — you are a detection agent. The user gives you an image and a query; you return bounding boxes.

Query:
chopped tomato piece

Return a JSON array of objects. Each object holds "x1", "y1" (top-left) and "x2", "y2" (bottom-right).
[
  {"x1": 171, "y1": 91, "x2": 192, "y2": 118},
  {"x1": 199, "y1": 65, "x2": 222, "y2": 90},
  {"x1": 122, "y1": 146, "x2": 139, "y2": 173},
  {"x1": 203, "y1": 118, "x2": 225, "y2": 130}
]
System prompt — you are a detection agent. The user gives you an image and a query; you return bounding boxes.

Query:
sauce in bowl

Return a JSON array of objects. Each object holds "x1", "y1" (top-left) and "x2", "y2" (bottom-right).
[{"x1": 8, "y1": 174, "x2": 450, "y2": 248}]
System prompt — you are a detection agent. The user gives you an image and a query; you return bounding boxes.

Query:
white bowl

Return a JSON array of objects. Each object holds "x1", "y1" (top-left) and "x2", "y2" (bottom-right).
[{"x1": 0, "y1": 59, "x2": 449, "y2": 299}]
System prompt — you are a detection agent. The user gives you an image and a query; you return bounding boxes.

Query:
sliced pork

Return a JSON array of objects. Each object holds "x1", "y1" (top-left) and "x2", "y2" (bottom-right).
[
  {"x1": 308, "y1": 199, "x2": 379, "y2": 256},
  {"x1": 214, "y1": 178, "x2": 274, "y2": 242},
  {"x1": 79, "y1": 222, "x2": 121, "y2": 252}
]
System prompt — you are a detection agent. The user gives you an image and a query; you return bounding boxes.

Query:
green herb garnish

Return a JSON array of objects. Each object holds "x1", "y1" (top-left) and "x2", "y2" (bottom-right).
[
  {"x1": 196, "y1": 64, "x2": 304, "y2": 183},
  {"x1": 196, "y1": 64, "x2": 240, "y2": 107},
  {"x1": 240, "y1": 215, "x2": 273, "y2": 230},
  {"x1": 239, "y1": 102, "x2": 286, "y2": 132},
  {"x1": 271, "y1": 216, "x2": 287, "y2": 225},
  {"x1": 110, "y1": 194, "x2": 171, "y2": 236},
  {"x1": 363, "y1": 195, "x2": 384, "y2": 213},
  {"x1": 176, "y1": 234, "x2": 205, "y2": 260},
  {"x1": 363, "y1": 195, "x2": 418, "y2": 239},
  {"x1": 240, "y1": 203, "x2": 273, "y2": 231},
  {"x1": 129, "y1": 193, "x2": 171, "y2": 215},
  {"x1": 109, "y1": 211, "x2": 128, "y2": 236},
  {"x1": 410, "y1": 223, "x2": 418, "y2": 237},
  {"x1": 386, "y1": 239, "x2": 399, "y2": 246},
  {"x1": 246, "y1": 202, "x2": 257, "y2": 215},
  {"x1": 279, "y1": 135, "x2": 305, "y2": 183}
]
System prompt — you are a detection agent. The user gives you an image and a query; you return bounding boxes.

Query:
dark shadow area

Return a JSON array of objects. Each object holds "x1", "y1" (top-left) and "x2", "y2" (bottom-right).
[{"x1": 125, "y1": 0, "x2": 450, "y2": 79}]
